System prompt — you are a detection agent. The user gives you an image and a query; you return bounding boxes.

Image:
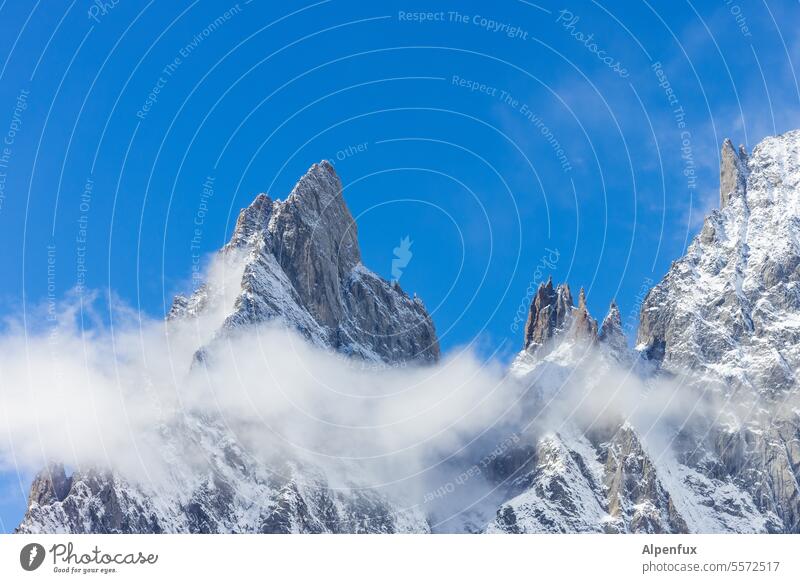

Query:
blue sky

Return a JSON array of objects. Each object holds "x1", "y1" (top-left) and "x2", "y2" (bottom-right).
[{"x1": 0, "y1": 0, "x2": 799, "y2": 531}]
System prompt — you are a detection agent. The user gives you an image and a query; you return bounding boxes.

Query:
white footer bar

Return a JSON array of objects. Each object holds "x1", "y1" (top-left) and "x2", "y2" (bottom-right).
[{"x1": 1, "y1": 534, "x2": 797, "y2": 582}]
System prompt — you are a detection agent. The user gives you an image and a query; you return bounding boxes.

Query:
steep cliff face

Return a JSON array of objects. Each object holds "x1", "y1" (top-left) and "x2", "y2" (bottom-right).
[
  {"x1": 19, "y1": 420, "x2": 429, "y2": 534},
  {"x1": 17, "y1": 131, "x2": 800, "y2": 535},
  {"x1": 17, "y1": 162, "x2": 437, "y2": 534},
  {"x1": 632, "y1": 130, "x2": 800, "y2": 532},
  {"x1": 522, "y1": 280, "x2": 599, "y2": 353},
  {"x1": 486, "y1": 130, "x2": 800, "y2": 534},
  {"x1": 638, "y1": 130, "x2": 800, "y2": 394},
  {"x1": 173, "y1": 161, "x2": 440, "y2": 364},
  {"x1": 719, "y1": 138, "x2": 749, "y2": 209},
  {"x1": 598, "y1": 301, "x2": 626, "y2": 355}
]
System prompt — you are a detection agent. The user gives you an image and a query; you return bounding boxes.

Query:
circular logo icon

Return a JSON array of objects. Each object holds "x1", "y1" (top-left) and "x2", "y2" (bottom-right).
[{"x1": 19, "y1": 543, "x2": 46, "y2": 571}]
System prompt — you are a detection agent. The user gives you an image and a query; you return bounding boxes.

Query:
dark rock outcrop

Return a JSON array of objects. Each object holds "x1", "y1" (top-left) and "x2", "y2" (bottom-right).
[
  {"x1": 720, "y1": 138, "x2": 748, "y2": 208},
  {"x1": 523, "y1": 279, "x2": 598, "y2": 352},
  {"x1": 572, "y1": 288, "x2": 598, "y2": 339}
]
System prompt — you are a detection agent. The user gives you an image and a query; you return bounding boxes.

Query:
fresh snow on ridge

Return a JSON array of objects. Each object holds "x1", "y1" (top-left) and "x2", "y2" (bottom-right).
[{"x1": 17, "y1": 130, "x2": 800, "y2": 534}]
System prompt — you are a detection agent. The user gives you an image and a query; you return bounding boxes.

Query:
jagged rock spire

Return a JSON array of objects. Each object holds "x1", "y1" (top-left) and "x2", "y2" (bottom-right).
[
  {"x1": 573, "y1": 287, "x2": 598, "y2": 339},
  {"x1": 269, "y1": 161, "x2": 361, "y2": 327},
  {"x1": 174, "y1": 161, "x2": 440, "y2": 364},
  {"x1": 599, "y1": 300, "x2": 626, "y2": 352},
  {"x1": 720, "y1": 138, "x2": 748, "y2": 208},
  {"x1": 523, "y1": 280, "x2": 599, "y2": 351},
  {"x1": 524, "y1": 279, "x2": 572, "y2": 350},
  {"x1": 27, "y1": 464, "x2": 72, "y2": 507},
  {"x1": 227, "y1": 193, "x2": 273, "y2": 249}
]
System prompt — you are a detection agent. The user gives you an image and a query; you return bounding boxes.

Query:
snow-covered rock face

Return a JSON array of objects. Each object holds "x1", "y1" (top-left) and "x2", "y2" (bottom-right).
[
  {"x1": 174, "y1": 161, "x2": 440, "y2": 364},
  {"x1": 638, "y1": 130, "x2": 800, "y2": 394},
  {"x1": 17, "y1": 132, "x2": 800, "y2": 535},
  {"x1": 18, "y1": 424, "x2": 430, "y2": 534},
  {"x1": 489, "y1": 341, "x2": 785, "y2": 533},
  {"x1": 487, "y1": 130, "x2": 800, "y2": 534},
  {"x1": 522, "y1": 279, "x2": 601, "y2": 354},
  {"x1": 17, "y1": 162, "x2": 439, "y2": 534}
]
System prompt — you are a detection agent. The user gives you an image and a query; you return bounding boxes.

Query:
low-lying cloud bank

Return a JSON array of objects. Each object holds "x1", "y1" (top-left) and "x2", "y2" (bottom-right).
[
  {"x1": 0, "y1": 282, "x2": 522, "y2": 494},
  {"x1": 0, "y1": 257, "x2": 782, "y2": 521}
]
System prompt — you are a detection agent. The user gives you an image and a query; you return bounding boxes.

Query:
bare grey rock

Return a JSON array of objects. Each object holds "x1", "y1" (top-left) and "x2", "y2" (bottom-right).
[
  {"x1": 602, "y1": 424, "x2": 688, "y2": 534},
  {"x1": 26, "y1": 464, "x2": 71, "y2": 508},
  {"x1": 523, "y1": 279, "x2": 599, "y2": 353},
  {"x1": 572, "y1": 287, "x2": 598, "y2": 340},
  {"x1": 18, "y1": 161, "x2": 438, "y2": 535},
  {"x1": 198, "y1": 161, "x2": 439, "y2": 364},
  {"x1": 720, "y1": 138, "x2": 748, "y2": 208},
  {"x1": 598, "y1": 301, "x2": 627, "y2": 354}
]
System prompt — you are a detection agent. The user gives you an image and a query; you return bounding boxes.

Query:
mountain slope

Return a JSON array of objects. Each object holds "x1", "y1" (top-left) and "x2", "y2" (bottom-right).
[
  {"x1": 638, "y1": 132, "x2": 800, "y2": 394},
  {"x1": 485, "y1": 130, "x2": 800, "y2": 533},
  {"x1": 173, "y1": 161, "x2": 439, "y2": 364},
  {"x1": 17, "y1": 131, "x2": 800, "y2": 534},
  {"x1": 17, "y1": 162, "x2": 438, "y2": 534}
]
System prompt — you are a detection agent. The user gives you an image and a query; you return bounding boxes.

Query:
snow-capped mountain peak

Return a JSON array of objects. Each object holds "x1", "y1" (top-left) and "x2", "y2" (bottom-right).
[
  {"x1": 491, "y1": 130, "x2": 800, "y2": 534},
  {"x1": 18, "y1": 162, "x2": 440, "y2": 534},
  {"x1": 638, "y1": 129, "x2": 800, "y2": 394},
  {"x1": 18, "y1": 131, "x2": 800, "y2": 534}
]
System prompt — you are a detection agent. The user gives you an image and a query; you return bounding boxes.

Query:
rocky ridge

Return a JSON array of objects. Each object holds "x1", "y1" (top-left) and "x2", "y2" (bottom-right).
[
  {"x1": 172, "y1": 161, "x2": 439, "y2": 364},
  {"x1": 17, "y1": 162, "x2": 438, "y2": 534},
  {"x1": 486, "y1": 130, "x2": 800, "y2": 534},
  {"x1": 17, "y1": 130, "x2": 800, "y2": 534}
]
